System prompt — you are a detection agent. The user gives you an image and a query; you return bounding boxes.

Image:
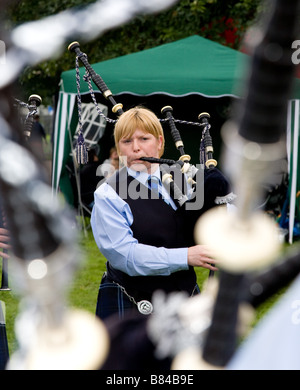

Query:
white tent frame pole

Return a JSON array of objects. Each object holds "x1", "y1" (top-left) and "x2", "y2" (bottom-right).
[{"x1": 287, "y1": 99, "x2": 299, "y2": 244}]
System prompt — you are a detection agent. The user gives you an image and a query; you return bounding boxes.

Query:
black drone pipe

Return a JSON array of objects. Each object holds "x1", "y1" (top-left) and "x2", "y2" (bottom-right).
[
  {"x1": 198, "y1": 112, "x2": 217, "y2": 169},
  {"x1": 139, "y1": 156, "x2": 184, "y2": 168},
  {"x1": 243, "y1": 248, "x2": 300, "y2": 308},
  {"x1": 68, "y1": 41, "x2": 124, "y2": 117},
  {"x1": 23, "y1": 94, "x2": 42, "y2": 141},
  {"x1": 0, "y1": 204, "x2": 9, "y2": 291},
  {"x1": 161, "y1": 105, "x2": 191, "y2": 163},
  {"x1": 238, "y1": 3, "x2": 297, "y2": 144}
]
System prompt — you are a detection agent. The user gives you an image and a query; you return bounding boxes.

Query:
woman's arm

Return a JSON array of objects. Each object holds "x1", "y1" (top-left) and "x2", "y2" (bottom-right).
[{"x1": 91, "y1": 183, "x2": 188, "y2": 277}]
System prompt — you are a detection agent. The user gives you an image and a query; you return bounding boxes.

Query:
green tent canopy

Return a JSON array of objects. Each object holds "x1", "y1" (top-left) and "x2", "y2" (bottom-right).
[
  {"x1": 53, "y1": 35, "x2": 300, "y2": 241},
  {"x1": 53, "y1": 36, "x2": 247, "y2": 200},
  {"x1": 60, "y1": 35, "x2": 248, "y2": 97}
]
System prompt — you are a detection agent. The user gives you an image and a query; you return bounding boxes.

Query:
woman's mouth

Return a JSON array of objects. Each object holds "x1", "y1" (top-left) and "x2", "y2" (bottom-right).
[{"x1": 131, "y1": 157, "x2": 145, "y2": 163}]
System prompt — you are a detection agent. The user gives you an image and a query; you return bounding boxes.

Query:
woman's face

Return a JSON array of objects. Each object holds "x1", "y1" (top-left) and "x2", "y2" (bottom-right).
[{"x1": 118, "y1": 128, "x2": 163, "y2": 173}]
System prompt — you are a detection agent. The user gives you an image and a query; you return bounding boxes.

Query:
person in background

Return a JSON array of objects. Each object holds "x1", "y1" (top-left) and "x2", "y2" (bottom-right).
[
  {"x1": 96, "y1": 146, "x2": 119, "y2": 180},
  {"x1": 28, "y1": 114, "x2": 47, "y2": 160}
]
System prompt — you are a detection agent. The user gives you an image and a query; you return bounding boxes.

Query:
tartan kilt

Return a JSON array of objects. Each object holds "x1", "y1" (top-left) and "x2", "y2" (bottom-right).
[
  {"x1": 96, "y1": 272, "x2": 200, "y2": 321},
  {"x1": 96, "y1": 273, "x2": 137, "y2": 320}
]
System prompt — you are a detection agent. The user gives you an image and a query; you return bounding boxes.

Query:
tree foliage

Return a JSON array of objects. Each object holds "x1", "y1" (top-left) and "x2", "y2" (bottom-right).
[{"x1": 4, "y1": 0, "x2": 261, "y2": 104}]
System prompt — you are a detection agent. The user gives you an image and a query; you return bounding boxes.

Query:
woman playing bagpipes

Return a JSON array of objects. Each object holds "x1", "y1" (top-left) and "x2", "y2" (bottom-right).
[{"x1": 91, "y1": 106, "x2": 220, "y2": 320}]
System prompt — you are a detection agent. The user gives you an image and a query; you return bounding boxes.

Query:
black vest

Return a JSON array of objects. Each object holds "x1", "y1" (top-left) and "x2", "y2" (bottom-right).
[{"x1": 106, "y1": 167, "x2": 197, "y2": 302}]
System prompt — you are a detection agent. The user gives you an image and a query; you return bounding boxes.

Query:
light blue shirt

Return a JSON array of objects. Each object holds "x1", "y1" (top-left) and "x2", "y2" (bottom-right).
[{"x1": 91, "y1": 166, "x2": 188, "y2": 277}]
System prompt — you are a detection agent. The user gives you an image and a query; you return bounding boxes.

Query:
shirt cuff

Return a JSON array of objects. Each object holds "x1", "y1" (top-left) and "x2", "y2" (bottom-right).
[{"x1": 167, "y1": 247, "x2": 189, "y2": 273}]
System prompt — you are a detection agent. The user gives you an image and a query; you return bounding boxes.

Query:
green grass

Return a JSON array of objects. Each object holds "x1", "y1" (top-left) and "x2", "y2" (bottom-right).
[
  {"x1": 0, "y1": 287, "x2": 19, "y2": 354},
  {"x1": 67, "y1": 229, "x2": 107, "y2": 313},
  {"x1": 0, "y1": 223, "x2": 288, "y2": 358}
]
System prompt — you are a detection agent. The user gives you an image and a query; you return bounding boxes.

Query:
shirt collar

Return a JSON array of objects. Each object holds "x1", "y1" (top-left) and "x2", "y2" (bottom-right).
[{"x1": 127, "y1": 166, "x2": 160, "y2": 185}]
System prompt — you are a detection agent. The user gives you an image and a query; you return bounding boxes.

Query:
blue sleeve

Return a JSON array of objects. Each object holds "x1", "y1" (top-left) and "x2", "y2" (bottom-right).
[{"x1": 91, "y1": 183, "x2": 189, "y2": 277}]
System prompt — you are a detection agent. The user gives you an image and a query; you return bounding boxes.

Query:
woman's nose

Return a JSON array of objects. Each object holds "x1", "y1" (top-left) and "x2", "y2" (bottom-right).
[{"x1": 132, "y1": 139, "x2": 140, "y2": 151}]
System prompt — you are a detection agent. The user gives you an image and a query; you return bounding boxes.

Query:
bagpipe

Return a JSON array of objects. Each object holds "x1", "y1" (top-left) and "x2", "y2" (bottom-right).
[
  {"x1": 0, "y1": 93, "x2": 40, "y2": 368},
  {"x1": 68, "y1": 41, "x2": 235, "y2": 218},
  {"x1": 0, "y1": 94, "x2": 43, "y2": 293},
  {"x1": 0, "y1": 82, "x2": 109, "y2": 368},
  {"x1": 68, "y1": 41, "x2": 124, "y2": 118},
  {"x1": 0, "y1": 0, "x2": 181, "y2": 370},
  {"x1": 0, "y1": 60, "x2": 108, "y2": 371}
]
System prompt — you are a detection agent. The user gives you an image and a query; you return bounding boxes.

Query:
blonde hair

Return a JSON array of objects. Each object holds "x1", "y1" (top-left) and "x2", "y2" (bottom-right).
[{"x1": 114, "y1": 106, "x2": 165, "y2": 157}]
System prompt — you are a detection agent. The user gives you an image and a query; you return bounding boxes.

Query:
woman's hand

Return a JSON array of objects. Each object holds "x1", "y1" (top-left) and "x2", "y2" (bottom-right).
[{"x1": 187, "y1": 245, "x2": 218, "y2": 271}]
